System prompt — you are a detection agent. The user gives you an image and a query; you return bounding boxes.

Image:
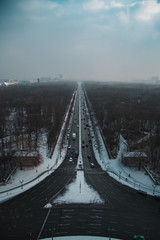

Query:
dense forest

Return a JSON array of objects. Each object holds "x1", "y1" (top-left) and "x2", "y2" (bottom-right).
[
  {"x1": 85, "y1": 82, "x2": 160, "y2": 171},
  {"x1": 0, "y1": 82, "x2": 77, "y2": 182}
]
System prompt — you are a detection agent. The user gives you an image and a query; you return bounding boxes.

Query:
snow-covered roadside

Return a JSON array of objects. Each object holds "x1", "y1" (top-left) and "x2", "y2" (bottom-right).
[
  {"x1": 44, "y1": 171, "x2": 103, "y2": 207},
  {"x1": 0, "y1": 91, "x2": 77, "y2": 203},
  {"x1": 40, "y1": 236, "x2": 121, "y2": 240},
  {"x1": 83, "y1": 89, "x2": 160, "y2": 197}
]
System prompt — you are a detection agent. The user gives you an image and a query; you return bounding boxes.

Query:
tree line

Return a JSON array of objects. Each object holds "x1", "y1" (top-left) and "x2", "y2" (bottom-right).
[
  {"x1": 0, "y1": 82, "x2": 77, "y2": 181},
  {"x1": 85, "y1": 82, "x2": 160, "y2": 170}
]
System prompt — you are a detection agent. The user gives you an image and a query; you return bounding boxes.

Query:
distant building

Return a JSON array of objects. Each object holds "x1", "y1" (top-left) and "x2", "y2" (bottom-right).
[
  {"x1": 13, "y1": 151, "x2": 40, "y2": 168},
  {"x1": 122, "y1": 151, "x2": 148, "y2": 170},
  {"x1": 58, "y1": 74, "x2": 63, "y2": 80},
  {"x1": 151, "y1": 76, "x2": 160, "y2": 84},
  {"x1": 3, "y1": 79, "x2": 19, "y2": 86},
  {"x1": 40, "y1": 77, "x2": 52, "y2": 83}
]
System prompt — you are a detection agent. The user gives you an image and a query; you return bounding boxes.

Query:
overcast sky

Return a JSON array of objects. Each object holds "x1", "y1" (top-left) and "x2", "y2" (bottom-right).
[{"x1": 0, "y1": 0, "x2": 160, "y2": 81}]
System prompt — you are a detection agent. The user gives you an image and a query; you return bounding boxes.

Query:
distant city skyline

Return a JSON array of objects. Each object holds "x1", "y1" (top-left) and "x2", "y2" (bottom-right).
[{"x1": 0, "y1": 0, "x2": 160, "y2": 81}]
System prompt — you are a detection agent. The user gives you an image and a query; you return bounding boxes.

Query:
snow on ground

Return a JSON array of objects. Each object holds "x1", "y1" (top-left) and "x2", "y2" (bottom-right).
[
  {"x1": 84, "y1": 88, "x2": 160, "y2": 197},
  {"x1": 88, "y1": 111, "x2": 160, "y2": 196},
  {"x1": 1, "y1": 85, "x2": 160, "y2": 205},
  {"x1": 40, "y1": 236, "x2": 121, "y2": 240},
  {"x1": 0, "y1": 92, "x2": 76, "y2": 203},
  {"x1": 44, "y1": 170, "x2": 103, "y2": 207}
]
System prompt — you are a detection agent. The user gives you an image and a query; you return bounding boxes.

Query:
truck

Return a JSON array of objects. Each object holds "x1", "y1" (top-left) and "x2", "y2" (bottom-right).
[{"x1": 72, "y1": 133, "x2": 76, "y2": 140}]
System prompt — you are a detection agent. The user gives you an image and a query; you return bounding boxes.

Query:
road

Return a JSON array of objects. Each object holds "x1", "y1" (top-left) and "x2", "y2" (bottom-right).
[{"x1": 0, "y1": 84, "x2": 160, "y2": 240}]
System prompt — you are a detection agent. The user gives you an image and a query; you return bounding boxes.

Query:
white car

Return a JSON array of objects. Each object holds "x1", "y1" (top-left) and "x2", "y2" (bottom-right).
[
  {"x1": 90, "y1": 162, "x2": 94, "y2": 168},
  {"x1": 69, "y1": 157, "x2": 73, "y2": 162}
]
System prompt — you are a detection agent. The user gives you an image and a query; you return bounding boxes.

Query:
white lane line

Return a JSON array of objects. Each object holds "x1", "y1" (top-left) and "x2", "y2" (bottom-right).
[
  {"x1": 90, "y1": 216, "x2": 102, "y2": 219},
  {"x1": 61, "y1": 216, "x2": 72, "y2": 219},
  {"x1": 91, "y1": 209, "x2": 103, "y2": 212},
  {"x1": 37, "y1": 208, "x2": 51, "y2": 240},
  {"x1": 62, "y1": 209, "x2": 74, "y2": 212},
  {"x1": 126, "y1": 223, "x2": 134, "y2": 227},
  {"x1": 59, "y1": 223, "x2": 70, "y2": 226},
  {"x1": 77, "y1": 82, "x2": 83, "y2": 169},
  {"x1": 89, "y1": 223, "x2": 101, "y2": 226}
]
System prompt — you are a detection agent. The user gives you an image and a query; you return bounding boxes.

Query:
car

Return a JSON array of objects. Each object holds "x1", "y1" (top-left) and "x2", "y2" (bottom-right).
[
  {"x1": 68, "y1": 145, "x2": 71, "y2": 149},
  {"x1": 90, "y1": 162, "x2": 94, "y2": 168},
  {"x1": 82, "y1": 144, "x2": 85, "y2": 148},
  {"x1": 86, "y1": 144, "x2": 88, "y2": 147},
  {"x1": 74, "y1": 150, "x2": 78, "y2": 156},
  {"x1": 69, "y1": 157, "x2": 73, "y2": 162},
  {"x1": 133, "y1": 235, "x2": 145, "y2": 240},
  {"x1": 87, "y1": 155, "x2": 91, "y2": 159}
]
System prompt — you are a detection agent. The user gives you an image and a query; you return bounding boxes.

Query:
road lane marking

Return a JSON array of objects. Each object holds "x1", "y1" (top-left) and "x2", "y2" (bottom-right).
[
  {"x1": 58, "y1": 223, "x2": 70, "y2": 226},
  {"x1": 126, "y1": 223, "x2": 134, "y2": 227},
  {"x1": 91, "y1": 209, "x2": 103, "y2": 213},
  {"x1": 37, "y1": 208, "x2": 51, "y2": 240},
  {"x1": 90, "y1": 215, "x2": 102, "y2": 219},
  {"x1": 62, "y1": 209, "x2": 74, "y2": 212},
  {"x1": 61, "y1": 216, "x2": 72, "y2": 219}
]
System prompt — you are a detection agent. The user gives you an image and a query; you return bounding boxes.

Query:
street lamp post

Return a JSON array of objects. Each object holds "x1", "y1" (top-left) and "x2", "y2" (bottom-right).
[
  {"x1": 47, "y1": 164, "x2": 50, "y2": 174},
  {"x1": 20, "y1": 179, "x2": 24, "y2": 189},
  {"x1": 152, "y1": 184, "x2": 156, "y2": 195},
  {"x1": 53, "y1": 228, "x2": 56, "y2": 240}
]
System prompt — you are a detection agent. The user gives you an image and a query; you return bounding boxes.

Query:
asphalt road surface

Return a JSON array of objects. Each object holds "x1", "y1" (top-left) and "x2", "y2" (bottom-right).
[{"x1": 0, "y1": 86, "x2": 160, "y2": 240}]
